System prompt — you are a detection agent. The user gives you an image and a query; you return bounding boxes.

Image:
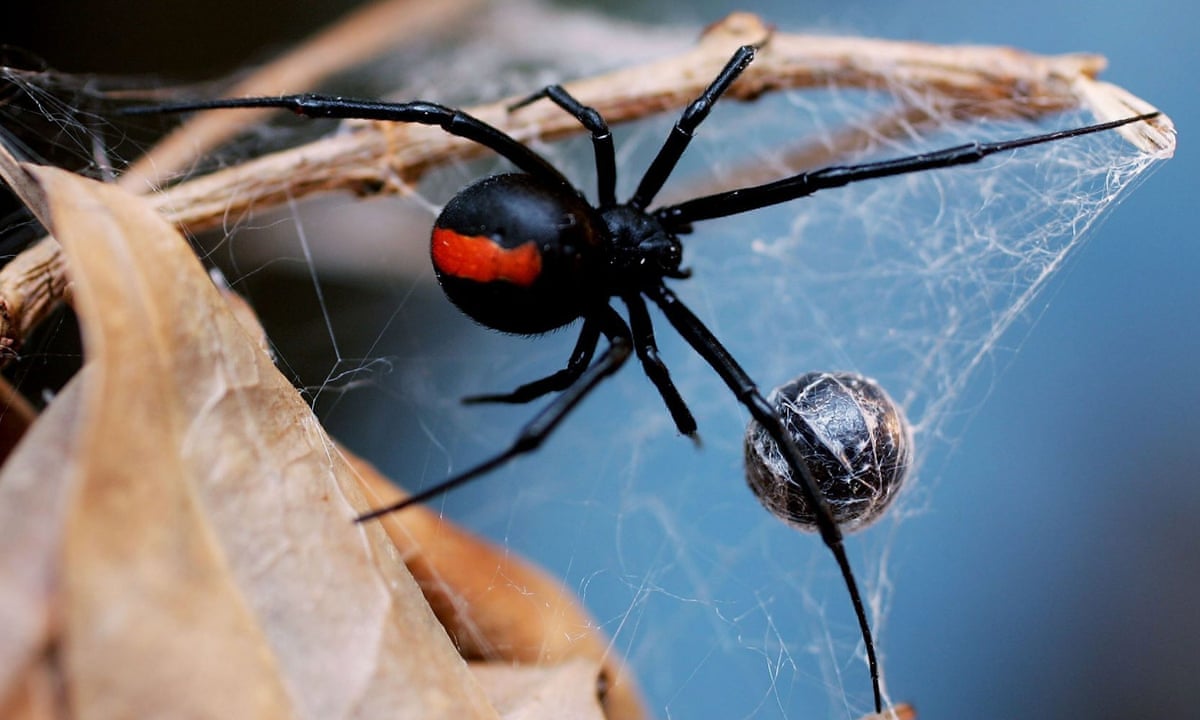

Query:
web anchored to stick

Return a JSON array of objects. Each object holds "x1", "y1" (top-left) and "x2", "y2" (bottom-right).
[{"x1": 0, "y1": 7, "x2": 1174, "y2": 720}]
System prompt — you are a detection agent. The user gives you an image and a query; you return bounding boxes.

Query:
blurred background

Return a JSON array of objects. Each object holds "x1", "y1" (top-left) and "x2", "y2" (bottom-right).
[{"x1": 3, "y1": 1, "x2": 1194, "y2": 718}]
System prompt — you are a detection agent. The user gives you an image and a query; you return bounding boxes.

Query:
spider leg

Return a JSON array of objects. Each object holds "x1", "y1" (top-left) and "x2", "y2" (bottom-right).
[
  {"x1": 123, "y1": 94, "x2": 572, "y2": 189},
  {"x1": 511, "y1": 85, "x2": 617, "y2": 207},
  {"x1": 657, "y1": 111, "x2": 1161, "y2": 226},
  {"x1": 629, "y1": 44, "x2": 757, "y2": 209},
  {"x1": 355, "y1": 305, "x2": 632, "y2": 522},
  {"x1": 624, "y1": 293, "x2": 698, "y2": 438},
  {"x1": 645, "y1": 282, "x2": 883, "y2": 713},
  {"x1": 462, "y1": 317, "x2": 601, "y2": 405}
]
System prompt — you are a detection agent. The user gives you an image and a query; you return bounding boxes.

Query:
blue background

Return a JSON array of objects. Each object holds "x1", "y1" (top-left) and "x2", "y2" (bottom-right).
[
  {"x1": 649, "y1": 2, "x2": 1198, "y2": 716},
  {"x1": 5, "y1": 0, "x2": 1194, "y2": 718}
]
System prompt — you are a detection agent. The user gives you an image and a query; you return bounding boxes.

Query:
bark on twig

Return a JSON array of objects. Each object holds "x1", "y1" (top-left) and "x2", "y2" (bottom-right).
[{"x1": 0, "y1": 11, "x2": 1173, "y2": 362}]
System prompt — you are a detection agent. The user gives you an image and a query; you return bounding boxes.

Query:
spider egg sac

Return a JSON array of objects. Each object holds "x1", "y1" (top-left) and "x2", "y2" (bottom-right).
[{"x1": 744, "y1": 371, "x2": 912, "y2": 533}]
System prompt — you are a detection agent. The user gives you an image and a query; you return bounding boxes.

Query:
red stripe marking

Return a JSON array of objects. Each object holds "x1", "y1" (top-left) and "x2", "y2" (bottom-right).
[{"x1": 431, "y1": 227, "x2": 542, "y2": 287}]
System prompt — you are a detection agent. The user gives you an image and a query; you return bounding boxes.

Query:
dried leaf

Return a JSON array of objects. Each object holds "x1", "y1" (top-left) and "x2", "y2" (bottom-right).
[
  {"x1": 350, "y1": 452, "x2": 648, "y2": 720},
  {"x1": 862, "y1": 704, "x2": 916, "y2": 720},
  {"x1": 0, "y1": 372, "x2": 86, "y2": 714},
  {"x1": 0, "y1": 376, "x2": 37, "y2": 460},
  {"x1": 0, "y1": 649, "x2": 61, "y2": 720},
  {"x1": 470, "y1": 660, "x2": 606, "y2": 720},
  {"x1": 0, "y1": 153, "x2": 501, "y2": 719}
]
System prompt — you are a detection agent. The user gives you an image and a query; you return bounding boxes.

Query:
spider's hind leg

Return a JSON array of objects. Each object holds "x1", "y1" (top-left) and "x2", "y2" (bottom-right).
[
  {"x1": 123, "y1": 93, "x2": 572, "y2": 189},
  {"x1": 463, "y1": 317, "x2": 601, "y2": 405},
  {"x1": 357, "y1": 307, "x2": 632, "y2": 522}
]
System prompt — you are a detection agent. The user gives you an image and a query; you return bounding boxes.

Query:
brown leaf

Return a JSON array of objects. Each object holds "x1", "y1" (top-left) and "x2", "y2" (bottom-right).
[
  {"x1": 350, "y1": 452, "x2": 648, "y2": 720},
  {"x1": 862, "y1": 704, "x2": 916, "y2": 720},
  {"x1": 0, "y1": 648, "x2": 62, "y2": 720},
  {"x1": 0, "y1": 156, "x2": 501, "y2": 719},
  {"x1": 0, "y1": 377, "x2": 37, "y2": 460},
  {"x1": 470, "y1": 660, "x2": 607, "y2": 720},
  {"x1": 0, "y1": 371, "x2": 86, "y2": 716}
]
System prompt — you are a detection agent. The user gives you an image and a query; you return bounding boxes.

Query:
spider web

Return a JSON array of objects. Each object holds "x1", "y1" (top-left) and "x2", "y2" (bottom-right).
[
  {"x1": 0, "y1": 3, "x2": 1172, "y2": 719},
  {"x1": 189, "y1": 20, "x2": 1168, "y2": 720},
  {"x1": 303, "y1": 29, "x2": 1167, "y2": 719}
]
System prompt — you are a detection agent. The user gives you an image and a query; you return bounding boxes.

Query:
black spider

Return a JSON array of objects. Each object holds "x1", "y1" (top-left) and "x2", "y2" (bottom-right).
[{"x1": 128, "y1": 44, "x2": 1157, "y2": 713}]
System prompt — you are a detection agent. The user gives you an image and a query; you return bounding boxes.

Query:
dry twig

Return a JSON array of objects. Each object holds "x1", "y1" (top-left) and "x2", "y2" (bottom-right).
[
  {"x1": 0, "y1": 9, "x2": 1176, "y2": 718},
  {"x1": 0, "y1": 13, "x2": 1173, "y2": 356}
]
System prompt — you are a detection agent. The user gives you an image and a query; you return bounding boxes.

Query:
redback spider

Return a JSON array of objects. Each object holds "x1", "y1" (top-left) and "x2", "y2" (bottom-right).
[{"x1": 128, "y1": 44, "x2": 1159, "y2": 712}]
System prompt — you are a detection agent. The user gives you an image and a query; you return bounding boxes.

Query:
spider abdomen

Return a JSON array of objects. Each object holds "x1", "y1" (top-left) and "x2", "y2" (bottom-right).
[{"x1": 432, "y1": 173, "x2": 605, "y2": 335}]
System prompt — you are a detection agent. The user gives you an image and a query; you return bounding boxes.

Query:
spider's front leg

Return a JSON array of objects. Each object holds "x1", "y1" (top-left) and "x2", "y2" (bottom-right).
[
  {"x1": 624, "y1": 293, "x2": 698, "y2": 438},
  {"x1": 123, "y1": 93, "x2": 572, "y2": 189},
  {"x1": 510, "y1": 85, "x2": 617, "y2": 207}
]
